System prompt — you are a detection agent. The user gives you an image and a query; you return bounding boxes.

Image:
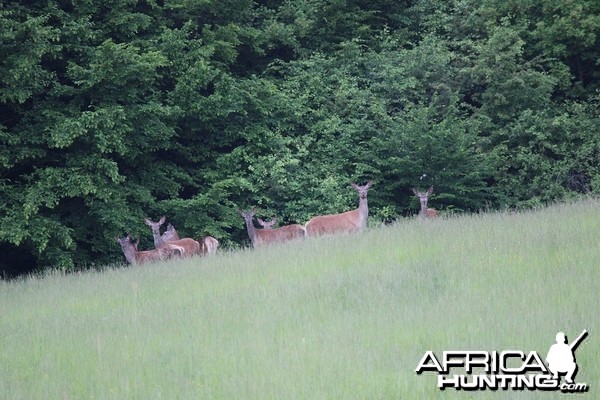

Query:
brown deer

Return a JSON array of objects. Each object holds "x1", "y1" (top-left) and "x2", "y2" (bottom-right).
[
  {"x1": 258, "y1": 216, "x2": 306, "y2": 241},
  {"x1": 156, "y1": 219, "x2": 219, "y2": 255},
  {"x1": 199, "y1": 236, "x2": 219, "y2": 255},
  {"x1": 239, "y1": 208, "x2": 305, "y2": 248},
  {"x1": 145, "y1": 217, "x2": 201, "y2": 256},
  {"x1": 116, "y1": 235, "x2": 183, "y2": 266},
  {"x1": 304, "y1": 181, "x2": 373, "y2": 237},
  {"x1": 412, "y1": 186, "x2": 438, "y2": 218}
]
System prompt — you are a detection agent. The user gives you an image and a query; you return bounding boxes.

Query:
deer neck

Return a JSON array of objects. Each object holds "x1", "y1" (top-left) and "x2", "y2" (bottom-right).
[
  {"x1": 122, "y1": 245, "x2": 138, "y2": 266},
  {"x1": 420, "y1": 202, "x2": 428, "y2": 218},
  {"x1": 152, "y1": 229, "x2": 166, "y2": 247},
  {"x1": 244, "y1": 218, "x2": 258, "y2": 243},
  {"x1": 357, "y1": 195, "x2": 369, "y2": 225}
]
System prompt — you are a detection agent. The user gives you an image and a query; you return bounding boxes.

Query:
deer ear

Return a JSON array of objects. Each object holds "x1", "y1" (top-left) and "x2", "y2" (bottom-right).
[
  {"x1": 412, "y1": 188, "x2": 418, "y2": 195},
  {"x1": 351, "y1": 183, "x2": 358, "y2": 189},
  {"x1": 365, "y1": 181, "x2": 373, "y2": 189},
  {"x1": 427, "y1": 186, "x2": 434, "y2": 195},
  {"x1": 144, "y1": 218, "x2": 152, "y2": 226},
  {"x1": 159, "y1": 216, "x2": 166, "y2": 224}
]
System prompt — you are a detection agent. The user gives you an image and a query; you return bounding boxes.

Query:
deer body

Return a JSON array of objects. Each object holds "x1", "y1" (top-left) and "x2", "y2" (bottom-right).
[
  {"x1": 304, "y1": 181, "x2": 372, "y2": 237},
  {"x1": 240, "y1": 209, "x2": 305, "y2": 248},
  {"x1": 257, "y1": 217, "x2": 306, "y2": 241},
  {"x1": 116, "y1": 235, "x2": 182, "y2": 266},
  {"x1": 263, "y1": 224, "x2": 306, "y2": 243},
  {"x1": 425, "y1": 208, "x2": 438, "y2": 218},
  {"x1": 412, "y1": 186, "x2": 438, "y2": 218},
  {"x1": 200, "y1": 236, "x2": 219, "y2": 255}
]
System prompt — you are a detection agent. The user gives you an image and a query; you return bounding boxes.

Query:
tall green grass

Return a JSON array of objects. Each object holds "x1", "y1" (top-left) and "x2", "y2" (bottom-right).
[{"x1": 1, "y1": 200, "x2": 598, "y2": 399}]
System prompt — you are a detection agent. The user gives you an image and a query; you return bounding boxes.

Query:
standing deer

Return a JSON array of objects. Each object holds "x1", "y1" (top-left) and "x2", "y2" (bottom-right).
[
  {"x1": 116, "y1": 235, "x2": 183, "y2": 266},
  {"x1": 304, "y1": 181, "x2": 373, "y2": 237},
  {"x1": 239, "y1": 208, "x2": 305, "y2": 248},
  {"x1": 412, "y1": 186, "x2": 438, "y2": 218}
]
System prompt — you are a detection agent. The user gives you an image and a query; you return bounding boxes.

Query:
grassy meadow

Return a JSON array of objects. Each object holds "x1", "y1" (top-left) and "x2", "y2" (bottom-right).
[{"x1": 1, "y1": 200, "x2": 599, "y2": 399}]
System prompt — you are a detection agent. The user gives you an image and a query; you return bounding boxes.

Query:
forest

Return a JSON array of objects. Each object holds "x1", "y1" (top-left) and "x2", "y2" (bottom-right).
[{"x1": 1, "y1": 0, "x2": 599, "y2": 276}]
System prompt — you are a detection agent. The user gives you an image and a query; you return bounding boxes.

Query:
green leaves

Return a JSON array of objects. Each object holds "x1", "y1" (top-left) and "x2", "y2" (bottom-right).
[
  {"x1": 46, "y1": 106, "x2": 130, "y2": 153},
  {"x1": 0, "y1": 9, "x2": 59, "y2": 103},
  {"x1": 67, "y1": 39, "x2": 168, "y2": 98}
]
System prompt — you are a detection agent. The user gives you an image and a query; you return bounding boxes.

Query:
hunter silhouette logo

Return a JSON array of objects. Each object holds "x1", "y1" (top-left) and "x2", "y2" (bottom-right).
[
  {"x1": 416, "y1": 329, "x2": 589, "y2": 393},
  {"x1": 546, "y1": 330, "x2": 588, "y2": 384}
]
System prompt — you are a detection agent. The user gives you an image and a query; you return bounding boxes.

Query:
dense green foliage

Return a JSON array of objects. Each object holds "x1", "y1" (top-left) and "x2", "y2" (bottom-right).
[{"x1": 1, "y1": 0, "x2": 600, "y2": 275}]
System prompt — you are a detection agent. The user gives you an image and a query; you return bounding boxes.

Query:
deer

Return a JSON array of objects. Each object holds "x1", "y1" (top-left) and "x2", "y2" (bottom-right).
[
  {"x1": 239, "y1": 208, "x2": 305, "y2": 248},
  {"x1": 304, "y1": 181, "x2": 373, "y2": 237},
  {"x1": 145, "y1": 217, "x2": 219, "y2": 256},
  {"x1": 412, "y1": 186, "x2": 439, "y2": 218},
  {"x1": 115, "y1": 235, "x2": 183, "y2": 266},
  {"x1": 258, "y1": 216, "x2": 306, "y2": 241},
  {"x1": 161, "y1": 223, "x2": 180, "y2": 241},
  {"x1": 199, "y1": 236, "x2": 219, "y2": 255}
]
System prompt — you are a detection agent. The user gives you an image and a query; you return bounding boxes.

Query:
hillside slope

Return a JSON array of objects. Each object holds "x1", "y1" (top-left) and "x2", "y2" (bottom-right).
[{"x1": 1, "y1": 200, "x2": 598, "y2": 399}]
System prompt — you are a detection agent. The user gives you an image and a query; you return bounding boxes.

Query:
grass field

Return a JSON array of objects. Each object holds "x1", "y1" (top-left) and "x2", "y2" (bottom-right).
[{"x1": 1, "y1": 199, "x2": 599, "y2": 399}]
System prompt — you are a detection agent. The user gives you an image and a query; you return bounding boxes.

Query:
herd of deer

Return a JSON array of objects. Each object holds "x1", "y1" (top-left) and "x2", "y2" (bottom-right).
[
  {"x1": 115, "y1": 217, "x2": 219, "y2": 266},
  {"x1": 116, "y1": 183, "x2": 439, "y2": 266}
]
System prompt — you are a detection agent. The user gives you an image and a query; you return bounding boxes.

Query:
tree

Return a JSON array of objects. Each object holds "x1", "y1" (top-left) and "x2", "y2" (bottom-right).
[{"x1": 1, "y1": 0, "x2": 600, "y2": 275}]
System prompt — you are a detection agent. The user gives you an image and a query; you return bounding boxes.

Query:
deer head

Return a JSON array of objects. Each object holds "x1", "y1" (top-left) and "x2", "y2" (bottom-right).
[
  {"x1": 162, "y1": 223, "x2": 180, "y2": 241},
  {"x1": 257, "y1": 218, "x2": 277, "y2": 229},
  {"x1": 413, "y1": 186, "x2": 433, "y2": 205},
  {"x1": 238, "y1": 207, "x2": 258, "y2": 222},
  {"x1": 144, "y1": 216, "x2": 166, "y2": 235},
  {"x1": 351, "y1": 181, "x2": 373, "y2": 199}
]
